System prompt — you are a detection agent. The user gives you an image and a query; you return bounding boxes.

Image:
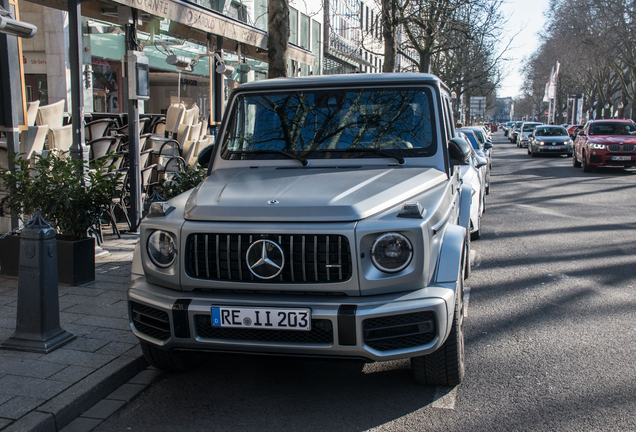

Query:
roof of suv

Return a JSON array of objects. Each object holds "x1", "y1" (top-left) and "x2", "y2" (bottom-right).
[{"x1": 235, "y1": 73, "x2": 449, "y2": 92}]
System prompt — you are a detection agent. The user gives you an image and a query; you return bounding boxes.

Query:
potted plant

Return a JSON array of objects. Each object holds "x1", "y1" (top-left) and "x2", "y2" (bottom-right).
[{"x1": 0, "y1": 150, "x2": 120, "y2": 284}]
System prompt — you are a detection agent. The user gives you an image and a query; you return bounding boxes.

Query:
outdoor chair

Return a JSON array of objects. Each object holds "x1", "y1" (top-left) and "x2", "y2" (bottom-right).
[
  {"x1": 162, "y1": 104, "x2": 186, "y2": 139},
  {"x1": 19, "y1": 124, "x2": 49, "y2": 161},
  {"x1": 182, "y1": 103, "x2": 199, "y2": 126},
  {"x1": 85, "y1": 118, "x2": 114, "y2": 141},
  {"x1": 26, "y1": 100, "x2": 40, "y2": 126},
  {"x1": 36, "y1": 99, "x2": 65, "y2": 129},
  {"x1": 47, "y1": 124, "x2": 73, "y2": 153}
]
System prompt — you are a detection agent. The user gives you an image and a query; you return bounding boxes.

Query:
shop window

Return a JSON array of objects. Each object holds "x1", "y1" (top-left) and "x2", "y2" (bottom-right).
[
  {"x1": 24, "y1": 74, "x2": 48, "y2": 106},
  {"x1": 289, "y1": 8, "x2": 298, "y2": 45},
  {"x1": 300, "y1": 14, "x2": 310, "y2": 50}
]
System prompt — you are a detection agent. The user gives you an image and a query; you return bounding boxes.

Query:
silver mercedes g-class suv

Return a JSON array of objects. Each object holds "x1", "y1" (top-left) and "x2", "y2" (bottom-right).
[{"x1": 129, "y1": 73, "x2": 473, "y2": 386}]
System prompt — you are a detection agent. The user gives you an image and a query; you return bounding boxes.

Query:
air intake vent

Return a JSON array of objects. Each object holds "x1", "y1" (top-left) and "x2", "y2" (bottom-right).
[
  {"x1": 131, "y1": 301, "x2": 171, "y2": 341},
  {"x1": 363, "y1": 312, "x2": 436, "y2": 351}
]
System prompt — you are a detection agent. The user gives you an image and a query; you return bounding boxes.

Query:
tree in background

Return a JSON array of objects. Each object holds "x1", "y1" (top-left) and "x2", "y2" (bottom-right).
[{"x1": 268, "y1": 0, "x2": 290, "y2": 78}]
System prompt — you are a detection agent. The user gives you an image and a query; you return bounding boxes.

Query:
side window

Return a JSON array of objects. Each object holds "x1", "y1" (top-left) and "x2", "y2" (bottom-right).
[
  {"x1": 440, "y1": 96, "x2": 452, "y2": 142},
  {"x1": 444, "y1": 98, "x2": 455, "y2": 138}
]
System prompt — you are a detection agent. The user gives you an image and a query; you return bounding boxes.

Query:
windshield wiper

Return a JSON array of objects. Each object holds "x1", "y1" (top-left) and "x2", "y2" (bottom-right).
[
  {"x1": 229, "y1": 150, "x2": 308, "y2": 166},
  {"x1": 340, "y1": 148, "x2": 405, "y2": 165}
]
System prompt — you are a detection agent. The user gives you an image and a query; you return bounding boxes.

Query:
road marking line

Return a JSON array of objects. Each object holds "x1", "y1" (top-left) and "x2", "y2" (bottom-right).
[{"x1": 431, "y1": 386, "x2": 457, "y2": 409}]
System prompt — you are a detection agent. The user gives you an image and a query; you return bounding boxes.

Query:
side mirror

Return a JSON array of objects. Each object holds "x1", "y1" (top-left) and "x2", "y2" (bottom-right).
[
  {"x1": 474, "y1": 155, "x2": 487, "y2": 168},
  {"x1": 484, "y1": 142, "x2": 493, "y2": 149},
  {"x1": 448, "y1": 137, "x2": 472, "y2": 166},
  {"x1": 197, "y1": 144, "x2": 215, "y2": 168}
]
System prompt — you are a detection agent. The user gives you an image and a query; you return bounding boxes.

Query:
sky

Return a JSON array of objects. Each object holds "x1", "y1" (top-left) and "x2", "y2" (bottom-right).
[{"x1": 497, "y1": 0, "x2": 551, "y2": 98}]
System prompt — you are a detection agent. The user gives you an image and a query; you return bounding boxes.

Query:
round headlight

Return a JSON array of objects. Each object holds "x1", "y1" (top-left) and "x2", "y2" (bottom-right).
[
  {"x1": 147, "y1": 231, "x2": 177, "y2": 268},
  {"x1": 370, "y1": 232, "x2": 413, "y2": 273}
]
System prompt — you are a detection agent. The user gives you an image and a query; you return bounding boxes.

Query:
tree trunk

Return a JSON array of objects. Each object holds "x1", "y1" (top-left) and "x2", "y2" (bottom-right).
[
  {"x1": 267, "y1": 0, "x2": 290, "y2": 78},
  {"x1": 381, "y1": 0, "x2": 396, "y2": 72}
]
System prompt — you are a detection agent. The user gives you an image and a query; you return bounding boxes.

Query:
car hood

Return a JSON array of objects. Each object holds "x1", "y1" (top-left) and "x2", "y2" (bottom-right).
[
  {"x1": 184, "y1": 166, "x2": 447, "y2": 222},
  {"x1": 587, "y1": 135, "x2": 636, "y2": 144}
]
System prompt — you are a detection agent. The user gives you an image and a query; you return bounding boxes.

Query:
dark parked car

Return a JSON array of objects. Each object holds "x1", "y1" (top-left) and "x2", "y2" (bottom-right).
[
  {"x1": 573, "y1": 119, "x2": 636, "y2": 172},
  {"x1": 528, "y1": 125, "x2": 573, "y2": 157}
]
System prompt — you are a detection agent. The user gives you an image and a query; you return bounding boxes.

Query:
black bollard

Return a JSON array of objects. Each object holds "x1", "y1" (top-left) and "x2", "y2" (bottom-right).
[{"x1": 0, "y1": 211, "x2": 75, "y2": 353}]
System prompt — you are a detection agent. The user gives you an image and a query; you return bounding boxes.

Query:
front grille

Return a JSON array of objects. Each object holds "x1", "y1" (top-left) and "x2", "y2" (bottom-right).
[
  {"x1": 363, "y1": 312, "x2": 436, "y2": 351},
  {"x1": 131, "y1": 301, "x2": 171, "y2": 341},
  {"x1": 608, "y1": 144, "x2": 635, "y2": 152},
  {"x1": 195, "y1": 315, "x2": 333, "y2": 344},
  {"x1": 185, "y1": 233, "x2": 353, "y2": 283}
]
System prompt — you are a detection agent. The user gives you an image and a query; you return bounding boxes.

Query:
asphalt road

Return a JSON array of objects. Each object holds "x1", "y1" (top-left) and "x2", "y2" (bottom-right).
[{"x1": 98, "y1": 132, "x2": 636, "y2": 431}]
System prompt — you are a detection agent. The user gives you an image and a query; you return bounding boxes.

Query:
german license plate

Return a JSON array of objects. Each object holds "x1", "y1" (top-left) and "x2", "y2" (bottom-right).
[
  {"x1": 612, "y1": 156, "x2": 631, "y2": 161},
  {"x1": 211, "y1": 307, "x2": 311, "y2": 331}
]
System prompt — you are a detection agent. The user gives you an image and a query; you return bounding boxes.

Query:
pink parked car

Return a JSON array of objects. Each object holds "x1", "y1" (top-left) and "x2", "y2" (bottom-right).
[{"x1": 573, "y1": 119, "x2": 636, "y2": 172}]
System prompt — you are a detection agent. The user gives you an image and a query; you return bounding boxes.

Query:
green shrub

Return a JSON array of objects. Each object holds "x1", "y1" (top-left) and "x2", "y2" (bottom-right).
[{"x1": 0, "y1": 150, "x2": 120, "y2": 240}]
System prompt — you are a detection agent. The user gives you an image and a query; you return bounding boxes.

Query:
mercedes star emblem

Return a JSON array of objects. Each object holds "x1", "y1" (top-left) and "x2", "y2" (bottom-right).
[
  {"x1": 268, "y1": 199, "x2": 279, "y2": 205},
  {"x1": 246, "y1": 239, "x2": 285, "y2": 279}
]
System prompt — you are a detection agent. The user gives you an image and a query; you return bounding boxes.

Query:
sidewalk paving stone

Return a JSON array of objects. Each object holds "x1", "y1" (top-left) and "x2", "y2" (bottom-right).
[
  {"x1": 0, "y1": 397, "x2": 46, "y2": 420},
  {"x1": 0, "y1": 232, "x2": 149, "y2": 431}
]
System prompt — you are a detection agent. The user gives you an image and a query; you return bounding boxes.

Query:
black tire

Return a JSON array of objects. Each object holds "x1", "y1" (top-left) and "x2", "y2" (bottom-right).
[
  {"x1": 527, "y1": 146, "x2": 531, "y2": 155},
  {"x1": 411, "y1": 267, "x2": 465, "y2": 386},
  {"x1": 573, "y1": 151, "x2": 581, "y2": 167},
  {"x1": 470, "y1": 215, "x2": 481, "y2": 240},
  {"x1": 582, "y1": 151, "x2": 593, "y2": 172},
  {"x1": 140, "y1": 341, "x2": 203, "y2": 371}
]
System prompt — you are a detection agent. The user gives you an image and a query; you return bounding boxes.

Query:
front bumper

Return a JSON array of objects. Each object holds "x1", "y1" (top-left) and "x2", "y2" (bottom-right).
[
  {"x1": 533, "y1": 144, "x2": 572, "y2": 155},
  {"x1": 128, "y1": 275, "x2": 455, "y2": 362},
  {"x1": 587, "y1": 150, "x2": 636, "y2": 166}
]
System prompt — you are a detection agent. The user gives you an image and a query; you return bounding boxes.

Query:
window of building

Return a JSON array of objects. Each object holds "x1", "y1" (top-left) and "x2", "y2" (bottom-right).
[
  {"x1": 300, "y1": 14, "x2": 310, "y2": 49},
  {"x1": 254, "y1": 0, "x2": 268, "y2": 31},
  {"x1": 366, "y1": 6, "x2": 369, "y2": 31},
  {"x1": 290, "y1": 7, "x2": 298, "y2": 45},
  {"x1": 312, "y1": 20, "x2": 321, "y2": 75}
]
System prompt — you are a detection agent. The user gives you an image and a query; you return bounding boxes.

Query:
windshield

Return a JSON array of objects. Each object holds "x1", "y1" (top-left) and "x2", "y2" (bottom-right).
[
  {"x1": 221, "y1": 87, "x2": 437, "y2": 161},
  {"x1": 523, "y1": 123, "x2": 540, "y2": 132},
  {"x1": 588, "y1": 122, "x2": 636, "y2": 136},
  {"x1": 459, "y1": 130, "x2": 479, "y2": 149},
  {"x1": 535, "y1": 127, "x2": 568, "y2": 136},
  {"x1": 471, "y1": 129, "x2": 485, "y2": 143}
]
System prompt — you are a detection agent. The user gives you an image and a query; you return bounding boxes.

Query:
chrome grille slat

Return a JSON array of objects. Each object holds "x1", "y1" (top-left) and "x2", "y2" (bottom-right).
[
  {"x1": 204, "y1": 235, "x2": 209, "y2": 278},
  {"x1": 238, "y1": 235, "x2": 243, "y2": 280},
  {"x1": 194, "y1": 235, "x2": 199, "y2": 276},
  {"x1": 215, "y1": 235, "x2": 220, "y2": 278},
  {"x1": 186, "y1": 234, "x2": 352, "y2": 284},
  {"x1": 226, "y1": 235, "x2": 231, "y2": 280},
  {"x1": 290, "y1": 236, "x2": 295, "y2": 282}
]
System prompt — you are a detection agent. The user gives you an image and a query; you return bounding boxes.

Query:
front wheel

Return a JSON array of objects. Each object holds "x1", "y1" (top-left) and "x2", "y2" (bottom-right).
[
  {"x1": 582, "y1": 151, "x2": 593, "y2": 172},
  {"x1": 411, "y1": 270, "x2": 465, "y2": 386}
]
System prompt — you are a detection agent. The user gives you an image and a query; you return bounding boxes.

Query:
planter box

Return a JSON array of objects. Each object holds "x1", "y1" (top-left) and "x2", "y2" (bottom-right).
[{"x1": 0, "y1": 235, "x2": 95, "y2": 285}]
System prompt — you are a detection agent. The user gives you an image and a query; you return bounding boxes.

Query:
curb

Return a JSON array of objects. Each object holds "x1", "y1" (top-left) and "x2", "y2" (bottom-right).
[{"x1": 3, "y1": 355, "x2": 149, "y2": 432}]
